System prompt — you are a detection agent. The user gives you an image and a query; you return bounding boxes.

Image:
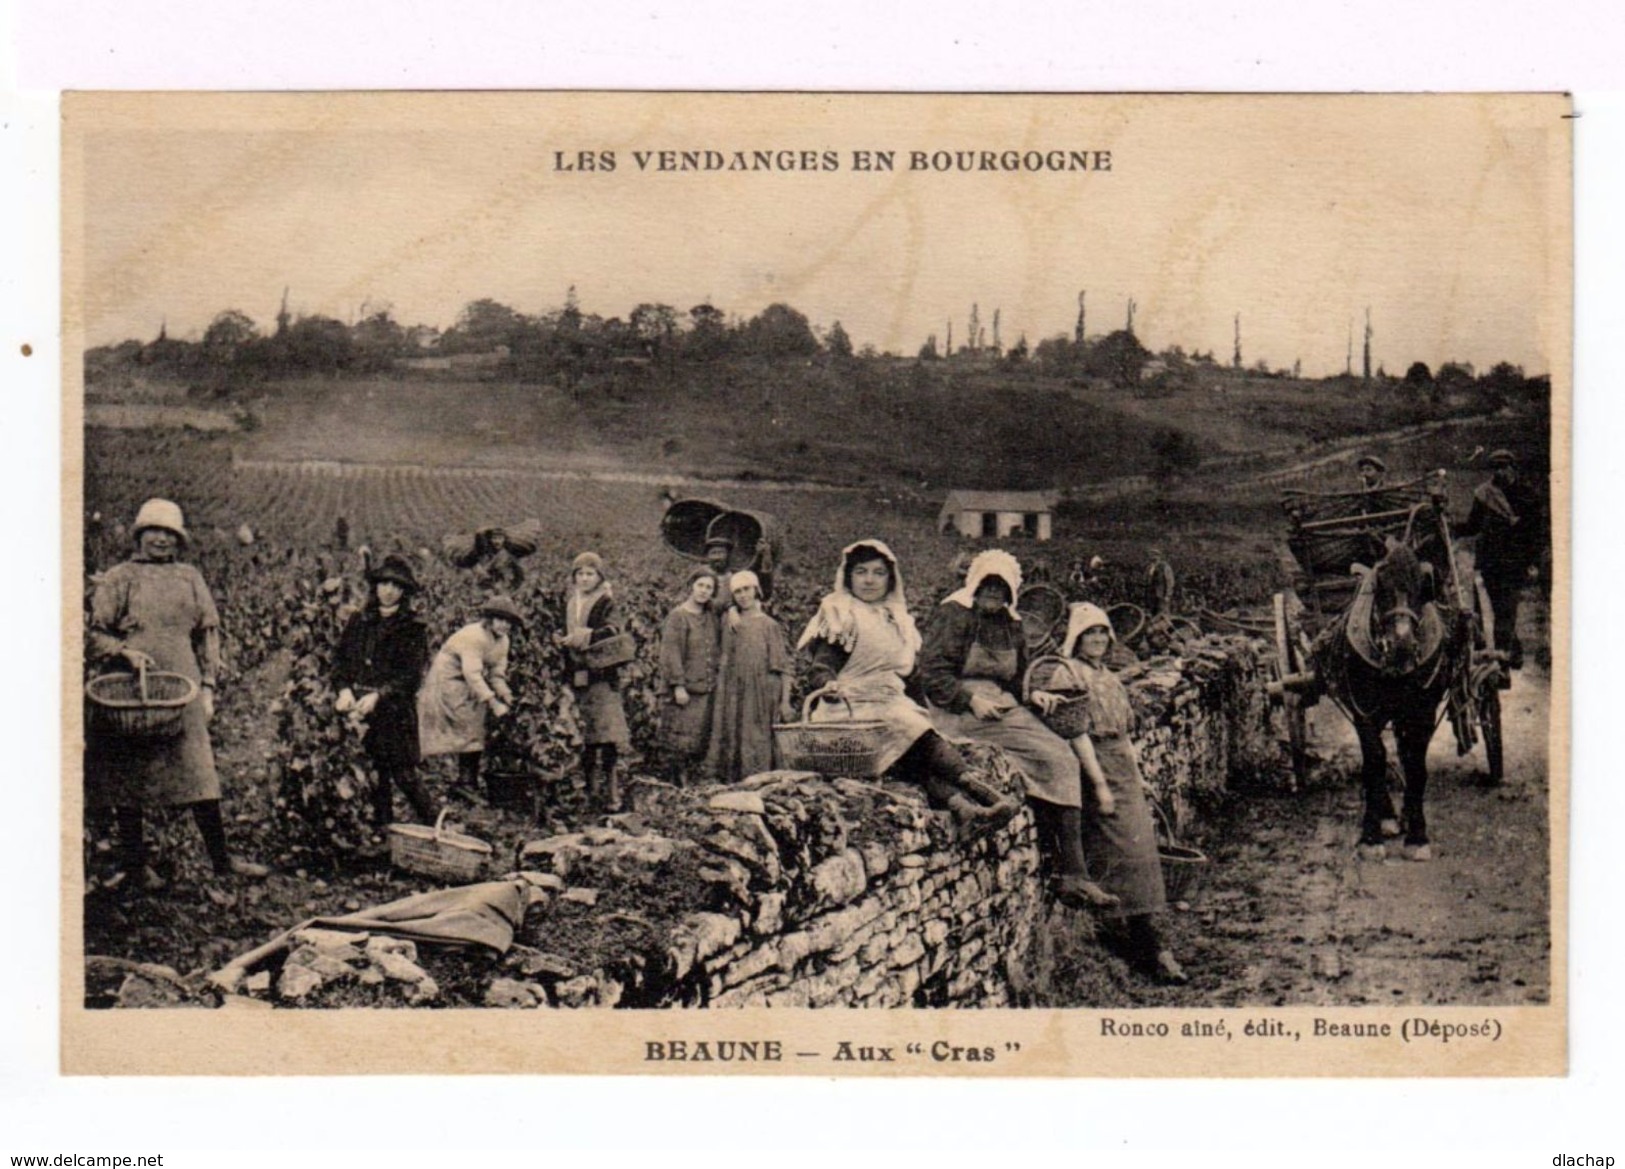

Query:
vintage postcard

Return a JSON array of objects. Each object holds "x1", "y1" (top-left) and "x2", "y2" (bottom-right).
[{"x1": 62, "y1": 91, "x2": 1569, "y2": 1076}]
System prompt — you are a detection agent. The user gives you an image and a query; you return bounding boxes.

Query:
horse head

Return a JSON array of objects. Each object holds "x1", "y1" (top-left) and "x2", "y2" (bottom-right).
[{"x1": 1368, "y1": 542, "x2": 1431, "y2": 676}]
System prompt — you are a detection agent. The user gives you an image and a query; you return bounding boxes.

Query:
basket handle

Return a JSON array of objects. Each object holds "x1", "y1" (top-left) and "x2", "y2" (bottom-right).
[
  {"x1": 433, "y1": 807, "x2": 451, "y2": 841},
  {"x1": 1022, "y1": 653, "x2": 1087, "y2": 700},
  {"x1": 801, "y1": 684, "x2": 857, "y2": 723},
  {"x1": 135, "y1": 658, "x2": 151, "y2": 704}
]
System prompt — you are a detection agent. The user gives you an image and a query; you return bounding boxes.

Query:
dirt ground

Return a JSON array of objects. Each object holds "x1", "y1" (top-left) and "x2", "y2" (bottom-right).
[{"x1": 1146, "y1": 590, "x2": 1553, "y2": 1009}]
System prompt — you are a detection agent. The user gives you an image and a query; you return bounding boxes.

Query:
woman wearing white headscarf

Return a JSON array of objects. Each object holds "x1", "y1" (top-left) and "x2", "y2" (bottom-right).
[
  {"x1": 1057, "y1": 602, "x2": 1189, "y2": 984},
  {"x1": 86, "y1": 498, "x2": 268, "y2": 891},
  {"x1": 797, "y1": 540, "x2": 1017, "y2": 837},
  {"x1": 919, "y1": 550, "x2": 1117, "y2": 909}
]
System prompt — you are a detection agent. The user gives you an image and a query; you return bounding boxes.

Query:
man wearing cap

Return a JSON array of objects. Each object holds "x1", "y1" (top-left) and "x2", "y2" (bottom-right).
[
  {"x1": 1356, "y1": 454, "x2": 1388, "y2": 491},
  {"x1": 704, "y1": 532, "x2": 776, "y2": 606},
  {"x1": 1462, "y1": 449, "x2": 1542, "y2": 672}
]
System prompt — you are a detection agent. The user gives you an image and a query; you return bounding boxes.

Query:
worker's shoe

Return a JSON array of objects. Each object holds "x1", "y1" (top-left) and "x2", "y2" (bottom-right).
[
  {"x1": 1151, "y1": 950, "x2": 1191, "y2": 986},
  {"x1": 946, "y1": 795, "x2": 1013, "y2": 842},
  {"x1": 1053, "y1": 874, "x2": 1121, "y2": 910},
  {"x1": 225, "y1": 856, "x2": 270, "y2": 880}
]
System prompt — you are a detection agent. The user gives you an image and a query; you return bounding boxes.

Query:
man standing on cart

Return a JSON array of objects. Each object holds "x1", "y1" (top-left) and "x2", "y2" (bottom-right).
[{"x1": 1461, "y1": 449, "x2": 1542, "y2": 675}]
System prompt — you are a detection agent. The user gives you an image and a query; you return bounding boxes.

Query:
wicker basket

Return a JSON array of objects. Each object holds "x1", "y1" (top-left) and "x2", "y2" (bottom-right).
[
  {"x1": 773, "y1": 686, "x2": 891, "y2": 777},
  {"x1": 388, "y1": 810, "x2": 493, "y2": 882},
  {"x1": 1022, "y1": 655, "x2": 1093, "y2": 740},
  {"x1": 1160, "y1": 843, "x2": 1211, "y2": 904},
  {"x1": 85, "y1": 663, "x2": 197, "y2": 738},
  {"x1": 581, "y1": 629, "x2": 636, "y2": 671},
  {"x1": 1149, "y1": 794, "x2": 1210, "y2": 904}
]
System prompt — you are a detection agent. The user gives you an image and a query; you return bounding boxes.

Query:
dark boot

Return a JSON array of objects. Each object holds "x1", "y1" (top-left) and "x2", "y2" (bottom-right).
[
  {"x1": 1126, "y1": 914, "x2": 1188, "y2": 985},
  {"x1": 1032, "y1": 800, "x2": 1120, "y2": 909},
  {"x1": 395, "y1": 768, "x2": 438, "y2": 825},
  {"x1": 193, "y1": 800, "x2": 268, "y2": 880},
  {"x1": 451, "y1": 752, "x2": 485, "y2": 804}
]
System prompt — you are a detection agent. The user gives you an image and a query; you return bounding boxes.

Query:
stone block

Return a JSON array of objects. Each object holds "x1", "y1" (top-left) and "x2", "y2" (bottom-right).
[
  {"x1": 554, "y1": 975, "x2": 599, "y2": 1008},
  {"x1": 485, "y1": 978, "x2": 544, "y2": 1008},
  {"x1": 776, "y1": 931, "x2": 812, "y2": 972},
  {"x1": 719, "y1": 943, "x2": 782, "y2": 990},
  {"x1": 891, "y1": 935, "x2": 926, "y2": 968},
  {"x1": 276, "y1": 963, "x2": 324, "y2": 1001},
  {"x1": 709, "y1": 790, "x2": 768, "y2": 815},
  {"x1": 752, "y1": 892, "x2": 786, "y2": 936},
  {"x1": 810, "y1": 849, "x2": 868, "y2": 906},
  {"x1": 860, "y1": 842, "x2": 891, "y2": 880},
  {"x1": 683, "y1": 912, "x2": 744, "y2": 962}
]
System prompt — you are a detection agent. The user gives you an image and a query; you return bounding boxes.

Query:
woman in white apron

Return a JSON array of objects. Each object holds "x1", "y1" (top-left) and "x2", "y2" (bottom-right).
[{"x1": 797, "y1": 540, "x2": 1017, "y2": 838}]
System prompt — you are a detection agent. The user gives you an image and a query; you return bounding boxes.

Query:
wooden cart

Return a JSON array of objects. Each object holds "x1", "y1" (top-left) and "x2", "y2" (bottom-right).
[{"x1": 1266, "y1": 475, "x2": 1505, "y2": 787}]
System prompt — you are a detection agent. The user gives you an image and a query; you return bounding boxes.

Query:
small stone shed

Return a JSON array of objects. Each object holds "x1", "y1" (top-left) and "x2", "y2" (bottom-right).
[{"x1": 938, "y1": 490, "x2": 1059, "y2": 541}]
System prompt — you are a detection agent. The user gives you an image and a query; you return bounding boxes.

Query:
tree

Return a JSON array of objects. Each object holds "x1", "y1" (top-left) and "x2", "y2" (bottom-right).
[
  {"x1": 684, "y1": 303, "x2": 731, "y2": 361},
  {"x1": 282, "y1": 315, "x2": 354, "y2": 374},
  {"x1": 1436, "y1": 361, "x2": 1476, "y2": 392},
  {"x1": 444, "y1": 298, "x2": 526, "y2": 354},
  {"x1": 1034, "y1": 334, "x2": 1078, "y2": 378},
  {"x1": 1404, "y1": 361, "x2": 1433, "y2": 387},
  {"x1": 741, "y1": 303, "x2": 820, "y2": 358},
  {"x1": 917, "y1": 334, "x2": 940, "y2": 361},
  {"x1": 825, "y1": 320, "x2": 854, "y2": 360},
  {"x1": 350, "y1": 310, "x2": 406, "y2": 372},
  {"x1": 202, "y1": 309, "x2": 258, "y2": 365},
  {"x1": 629, "y1": 302, "x2": 679, "y2": 358},
  {"x1": 1083, "y1": 329, "x2": 1151, "y2": 387}
]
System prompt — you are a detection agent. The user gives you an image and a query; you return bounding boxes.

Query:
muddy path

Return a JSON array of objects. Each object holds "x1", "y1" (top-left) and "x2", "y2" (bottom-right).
[{"x1": 1150, "y1": 592, "x2": 1553, "y2": 1009}]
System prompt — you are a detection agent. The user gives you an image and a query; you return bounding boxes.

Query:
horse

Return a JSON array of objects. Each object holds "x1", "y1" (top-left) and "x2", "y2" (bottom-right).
[{"x1": 1311, "y1": 541, "x2": 1469, "y2": 861}]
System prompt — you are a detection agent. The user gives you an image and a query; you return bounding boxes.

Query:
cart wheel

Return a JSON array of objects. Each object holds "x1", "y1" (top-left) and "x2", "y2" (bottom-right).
[
  {"x1": 1168, "y1": 617, "x2": 1203, "y2": 643},
  {"x1": 1273, "y1": 592, "x2": 1310, "y2": 786},
  {"x1": 1478, "y1": 680, "x2": 1504, "y2": 785}
]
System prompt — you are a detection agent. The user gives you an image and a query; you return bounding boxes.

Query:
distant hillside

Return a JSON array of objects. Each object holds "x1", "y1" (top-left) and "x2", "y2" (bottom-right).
[{"x1": 97, "y1": 353, "x2": 1521, "y2": 492}]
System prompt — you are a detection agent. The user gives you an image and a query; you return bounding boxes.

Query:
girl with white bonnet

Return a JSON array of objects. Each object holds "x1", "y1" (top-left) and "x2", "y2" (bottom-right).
[
  {"x1": 705, "y1": 571, "x2": 793, "y2": 783},
  {"x1": 797, "y1": 540, "x2": 1020, "y2": 839},
  {"x1": 1058, "y1": 601, "x2": 1190, "y2": 984},
  {"x1": 918, "y1": 549, "x2": 1117, "y2": 909}
]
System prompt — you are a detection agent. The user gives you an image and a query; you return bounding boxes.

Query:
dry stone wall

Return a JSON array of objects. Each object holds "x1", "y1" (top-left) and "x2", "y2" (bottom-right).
[{"x1": 494, "y1": 635, "x2": 1276, "y2": 1010}]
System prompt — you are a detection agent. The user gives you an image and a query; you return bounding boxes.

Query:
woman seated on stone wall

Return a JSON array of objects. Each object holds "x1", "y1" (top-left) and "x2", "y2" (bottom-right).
[
  {"x1": 796, "y1": 539, "x2": 1018, "y2": 839},
  {"x1": 916, "y1": 549, "x2": 1119, "y2": 910}
]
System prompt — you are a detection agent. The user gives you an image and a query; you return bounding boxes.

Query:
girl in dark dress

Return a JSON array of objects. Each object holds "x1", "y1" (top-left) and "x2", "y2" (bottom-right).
[
  {"x1": 561, "y1": 551, "x2": 632, "y2": 810},
  {"x1": 333, "y1": 554, "x2": 436, "y2": 834}
]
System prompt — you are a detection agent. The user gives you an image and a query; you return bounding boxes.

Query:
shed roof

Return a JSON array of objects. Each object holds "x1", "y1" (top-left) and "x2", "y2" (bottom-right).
[{"x1": 939, "y1": 490, "x2": 1060, "y2": 516}]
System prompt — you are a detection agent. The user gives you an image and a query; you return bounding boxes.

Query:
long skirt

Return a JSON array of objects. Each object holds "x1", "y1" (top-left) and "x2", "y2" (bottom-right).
[
  {"x1": 86, "y1": 697, "x2": 221, "y2": 808},
  {"x1": 1082, "y1": 735, "x2": 1166, "y2": 918},
  {"x1": 664, "y1": 690, "x2": 714, "y2": 760},
  {"x1": 929, "y1": 694, "x2": 1082, "y2": 806},
  {"x1": 576, "y1": 681, "x2": 631, "y2": 748}
]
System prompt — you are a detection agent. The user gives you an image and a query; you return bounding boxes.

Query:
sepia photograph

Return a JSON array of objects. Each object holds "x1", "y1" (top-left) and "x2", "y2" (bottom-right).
[{"x1": 60, "y1": 91, "x2": 1569, "y2": 1075}]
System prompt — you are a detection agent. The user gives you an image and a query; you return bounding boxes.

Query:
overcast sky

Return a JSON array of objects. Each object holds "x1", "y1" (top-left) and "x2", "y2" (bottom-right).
[{"x1": 71, "y1": 93, "x2": 1568, "y2": 377}]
